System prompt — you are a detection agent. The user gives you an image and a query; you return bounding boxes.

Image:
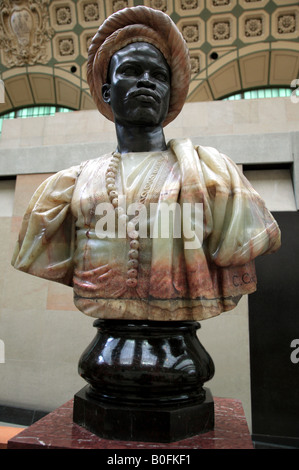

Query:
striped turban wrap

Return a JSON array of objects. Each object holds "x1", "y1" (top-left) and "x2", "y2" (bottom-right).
[{"x1": 87, "y1": 6, "x2": 191, "y2": 126}]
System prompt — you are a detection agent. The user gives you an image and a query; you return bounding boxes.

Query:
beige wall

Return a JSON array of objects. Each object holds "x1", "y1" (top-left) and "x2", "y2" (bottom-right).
[
  {"x1": 0, "y1": 97, "x2": 298, "y2": 432},
  {"x1": 1, "y1": 96, "x2": 298, "y2": 150}
]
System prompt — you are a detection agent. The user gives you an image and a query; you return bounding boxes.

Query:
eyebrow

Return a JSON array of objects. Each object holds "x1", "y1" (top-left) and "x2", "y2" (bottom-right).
[{"x1": 116, "y1": 58, "x2": 169, "y2": 71}]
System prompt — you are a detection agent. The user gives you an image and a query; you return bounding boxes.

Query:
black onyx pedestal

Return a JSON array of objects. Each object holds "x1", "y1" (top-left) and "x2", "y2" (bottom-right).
[
  {"x1": 73, "y1": 320, "x2": 215, "y2": 443},
  {"x1": 74, "y1": 386, "x2": 214, "y2": 443}
]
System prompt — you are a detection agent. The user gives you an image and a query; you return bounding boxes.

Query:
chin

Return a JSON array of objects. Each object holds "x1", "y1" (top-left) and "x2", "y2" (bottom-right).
[
  {"x1": 132, "y1": 115, "x2": 164, "y2": 127},
  {"x1": 126, "y1": 108, "x2": 165, "y2": 126}
]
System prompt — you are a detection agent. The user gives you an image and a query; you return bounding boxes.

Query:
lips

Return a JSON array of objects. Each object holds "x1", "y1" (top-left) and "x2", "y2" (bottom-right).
[{"x1": 128, "y1": 89, "x2": 161, "y2": 103}]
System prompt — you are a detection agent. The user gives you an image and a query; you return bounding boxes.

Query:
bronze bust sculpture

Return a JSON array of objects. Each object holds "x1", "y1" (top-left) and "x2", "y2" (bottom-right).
[{"x1": 11, "y1": 6, "x2": 281, "y2": 442}]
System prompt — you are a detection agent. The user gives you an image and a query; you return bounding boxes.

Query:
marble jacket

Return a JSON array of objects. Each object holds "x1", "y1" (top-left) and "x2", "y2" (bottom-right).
[{"x1": 12, "y1": 138, "x2": 281, "y2": 321}]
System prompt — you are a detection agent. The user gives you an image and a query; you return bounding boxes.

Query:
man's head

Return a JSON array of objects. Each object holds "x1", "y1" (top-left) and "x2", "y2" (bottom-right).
[
  {"x1": 102, "y1": 42, "x2": 171, "y2": 127},
  {"x1": 87, "y1": 6, "x2": 191, "y2": 127}
]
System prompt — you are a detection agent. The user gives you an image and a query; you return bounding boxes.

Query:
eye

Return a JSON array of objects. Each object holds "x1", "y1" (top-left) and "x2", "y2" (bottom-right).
[
  {"x1": 153, "y1": 70, "x2": 169, "y2": 82},
  {"x1": 120, "y1": 65, "x2": 140, "y2": 76}
]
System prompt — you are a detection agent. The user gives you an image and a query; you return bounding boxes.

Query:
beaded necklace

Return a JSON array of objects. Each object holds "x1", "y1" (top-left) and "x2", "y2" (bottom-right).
[{"x1": 105, "y1": 151, "x2": 165, "y2": 289}]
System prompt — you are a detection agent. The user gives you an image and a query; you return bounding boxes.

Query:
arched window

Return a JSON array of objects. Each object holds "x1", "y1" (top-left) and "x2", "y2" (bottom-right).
[
  {"x1": 222, "y1": 88, "x2": 294, "y2": 101},
  {"x1": 0, "y1": 106, "x2": 73, "y2": 134}
]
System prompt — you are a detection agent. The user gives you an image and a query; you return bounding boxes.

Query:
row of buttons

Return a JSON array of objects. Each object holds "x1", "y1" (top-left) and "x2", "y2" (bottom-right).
[{"x1": 105, "y1": 152, "x2": 140, "y2": 288}]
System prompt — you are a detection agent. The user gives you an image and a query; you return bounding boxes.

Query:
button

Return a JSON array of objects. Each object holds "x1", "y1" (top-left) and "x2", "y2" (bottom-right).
[
  {"x1": 106, "y1": 177, "x2": 115, "y2": 185},
  {"x1": 128, "y1": 249, "x2": 139, "y2": 259},
  {"x1": 127, "y1": 268, "x2": 138, "y2": 278},
  {"x1": 109, "y1": 190, "x2": 118, "y2": 199},
  {"x1": 108, "y1": 162, "x2": 118, "y2": 171},
  {"x1": 126, "y1": 278, "x2": 137, "y2": 288},
  {"x1": 106, "y1": 171, "x2": 116, "y2": 178},
  {"x1": 130, "y1": 240, "x2": 140, "y2": 250},
  {"x1": 128, "y1": 259, "x2": 138, "y2": 269},
  {"x1": 128, "y1": 230, "x2": 139, "y2": 239}
]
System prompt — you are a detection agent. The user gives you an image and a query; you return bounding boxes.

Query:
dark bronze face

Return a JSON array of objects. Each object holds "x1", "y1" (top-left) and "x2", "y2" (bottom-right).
[{"x1": 102, "y1": 42, "x2": 171, "y2": 128}]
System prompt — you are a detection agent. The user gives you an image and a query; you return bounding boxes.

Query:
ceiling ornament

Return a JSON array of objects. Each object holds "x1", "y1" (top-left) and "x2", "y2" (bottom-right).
[
  {"x1": 83, "y1": 3, "x2": 100, "y2": 22},
  {"x1": 245, "y1": 17, "x2": 263, "y2": 37},
  {"x1": 277, "y1": 14, "x2": 296, "y2": 34},
  {"x1": 149, "y1": 0, "x2": 168, "y2": 12},
  {"x1": 0, "y1": 0, "x2": 54, "y2": 67}
]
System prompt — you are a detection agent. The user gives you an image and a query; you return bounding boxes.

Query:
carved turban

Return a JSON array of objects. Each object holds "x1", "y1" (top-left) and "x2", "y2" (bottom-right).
[{"x1": 87, "y1": 6, "x2": 191, "y2": 126}]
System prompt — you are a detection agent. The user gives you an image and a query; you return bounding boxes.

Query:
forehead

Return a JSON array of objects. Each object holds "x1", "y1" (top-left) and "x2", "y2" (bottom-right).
[{"x1": 110, "y1": 42, "x2": 169, "y2": 70}]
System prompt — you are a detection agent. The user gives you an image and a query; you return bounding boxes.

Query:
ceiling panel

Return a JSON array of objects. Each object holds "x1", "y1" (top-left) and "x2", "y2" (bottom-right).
[
  {"x1": 0, "y1": 0, "x2": 298, "y2": 111},
  {"x1": 29, "y1": 74, "x2": 56, "y2": 104},
  {"x1": 5, "y1": 76, "x2": 34, "y2": 108}
]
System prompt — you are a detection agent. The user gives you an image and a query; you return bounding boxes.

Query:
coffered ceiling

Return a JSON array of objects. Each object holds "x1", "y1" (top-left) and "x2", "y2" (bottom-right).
[{"x1": 0, "y1": 0, "x2": 298, "y2": 115}]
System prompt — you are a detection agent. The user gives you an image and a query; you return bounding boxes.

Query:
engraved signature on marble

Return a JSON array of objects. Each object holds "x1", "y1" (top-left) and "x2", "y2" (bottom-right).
[{"x1": 232, "y1": 272, "x2": 257, "y2": 287}]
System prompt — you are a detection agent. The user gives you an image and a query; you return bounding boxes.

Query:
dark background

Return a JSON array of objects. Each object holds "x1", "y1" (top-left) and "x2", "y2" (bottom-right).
[{"x1": 249, "y1": 211, "x2": 299, "y2": 448}]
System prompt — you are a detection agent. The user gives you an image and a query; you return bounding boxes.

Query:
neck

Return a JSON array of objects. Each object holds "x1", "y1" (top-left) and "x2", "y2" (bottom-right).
[{"x1": 115, "y1": 122, "x2": 167, "y2": 154}]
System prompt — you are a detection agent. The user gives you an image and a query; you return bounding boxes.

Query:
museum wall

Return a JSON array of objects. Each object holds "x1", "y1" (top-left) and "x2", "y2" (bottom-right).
[{"x1": 0, "y1": 97, "x2": 298, "y2": 434}]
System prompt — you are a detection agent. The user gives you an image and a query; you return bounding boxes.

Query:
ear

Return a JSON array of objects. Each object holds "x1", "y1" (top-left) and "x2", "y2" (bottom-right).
[{"x1": 102, "y1": 84, "x2": 111, "y2": 104}]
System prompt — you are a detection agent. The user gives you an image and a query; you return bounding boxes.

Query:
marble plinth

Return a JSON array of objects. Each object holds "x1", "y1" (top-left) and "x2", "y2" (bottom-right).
[
  {"x1": 73, "y1": 386, "x2": 214, "y2": 443},
  {"x1": 7, "y1": 397, "x2": 253, "y2": 450}
]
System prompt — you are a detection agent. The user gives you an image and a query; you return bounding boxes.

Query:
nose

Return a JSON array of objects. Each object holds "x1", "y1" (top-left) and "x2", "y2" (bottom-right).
[{"x1": 137, "y1": 72, "x2": 156, "y2": 89}]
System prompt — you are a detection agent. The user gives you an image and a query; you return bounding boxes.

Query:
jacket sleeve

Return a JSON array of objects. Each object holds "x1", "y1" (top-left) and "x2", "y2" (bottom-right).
[
  {"x1": 11, "y1": 164, "x2": 82, "y2": 286},
  {"x1": 196, "y1": 145, "x2": 281, "y2": 267}
]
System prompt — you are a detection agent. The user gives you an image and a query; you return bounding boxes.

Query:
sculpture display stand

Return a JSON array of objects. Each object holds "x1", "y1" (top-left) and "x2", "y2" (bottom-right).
[
  {"x1": 7, "y1": 396, "x2": 254, "y2": 450},
  {"x1": 73, "y1": 320, "x2": 215, "y2": 442}
]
